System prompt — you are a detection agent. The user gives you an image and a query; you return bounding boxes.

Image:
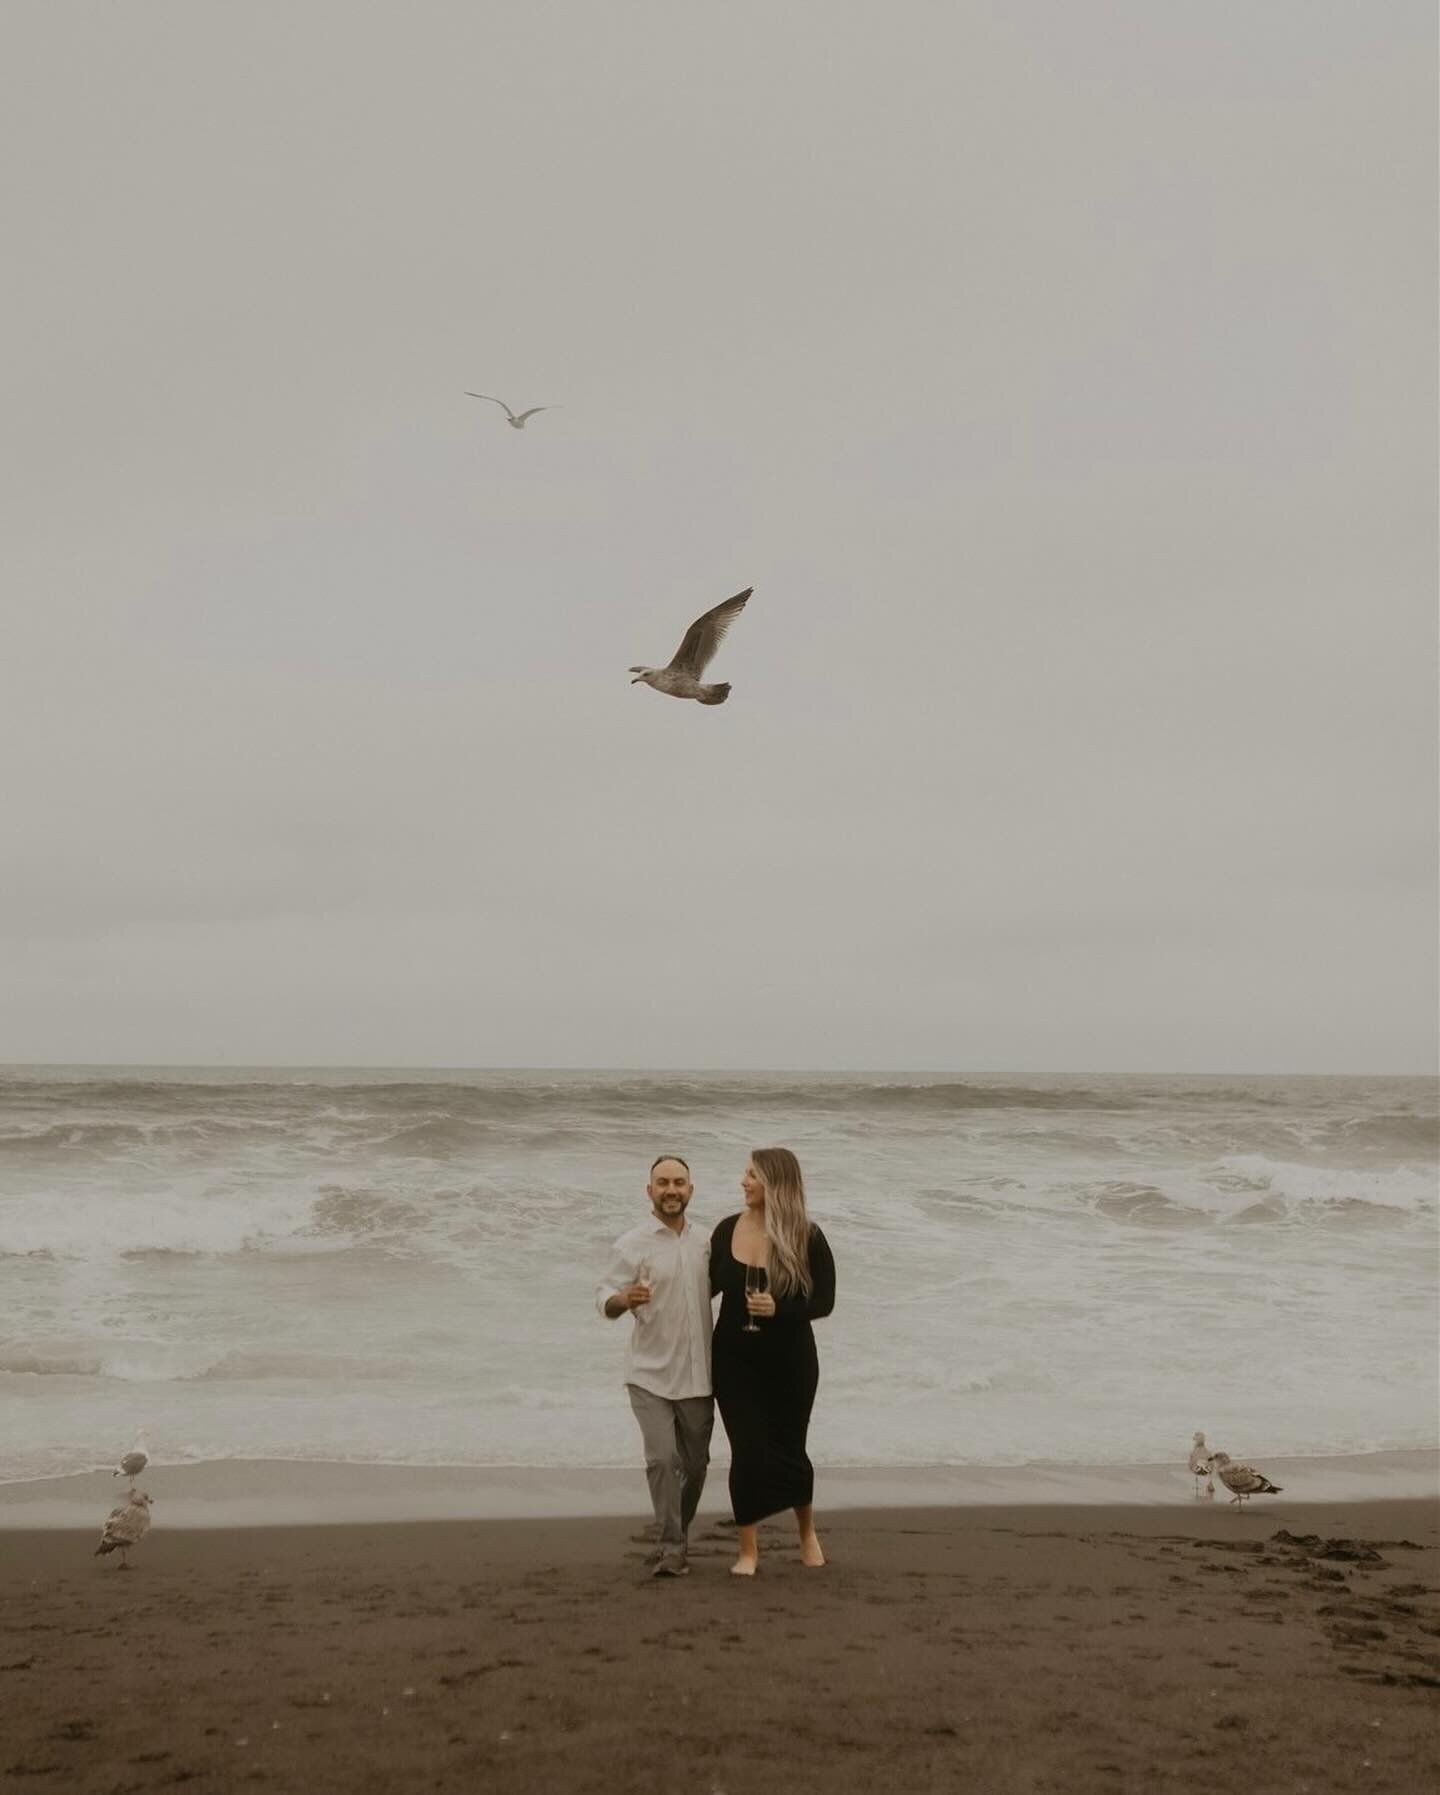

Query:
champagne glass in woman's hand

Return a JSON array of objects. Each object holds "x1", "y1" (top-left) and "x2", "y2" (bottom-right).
[{"x1": 742, "y1": 1263, "x2": 768, "y2": 1334}]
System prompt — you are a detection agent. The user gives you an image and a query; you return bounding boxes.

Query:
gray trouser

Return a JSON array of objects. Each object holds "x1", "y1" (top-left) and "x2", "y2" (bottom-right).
[{"x1": 626, "y1": 1385, "x2": 714, "y2": 1549}]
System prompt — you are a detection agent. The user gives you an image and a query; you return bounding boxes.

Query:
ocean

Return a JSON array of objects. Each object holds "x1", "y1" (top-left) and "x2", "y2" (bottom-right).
[{"x1": 0, "y1": 1067, "x2": 1435, "y2": 1484}]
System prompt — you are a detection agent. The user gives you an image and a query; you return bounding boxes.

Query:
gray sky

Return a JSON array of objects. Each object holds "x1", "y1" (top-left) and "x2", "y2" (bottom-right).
[{"x1": 2, "y1": 1, "x2": 1434, "y2": 1072}]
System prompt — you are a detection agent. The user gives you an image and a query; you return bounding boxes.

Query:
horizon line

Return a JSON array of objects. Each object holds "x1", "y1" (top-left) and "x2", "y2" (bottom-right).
[{"x1": 0, "y1": 1060, "x2": 1434, "y2": 1080}]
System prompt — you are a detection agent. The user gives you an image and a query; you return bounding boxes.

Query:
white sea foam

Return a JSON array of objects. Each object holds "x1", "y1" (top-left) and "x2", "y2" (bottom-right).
[{"x1": 1207, "y1": 1153, "x2": 1438, "y2": 1214}]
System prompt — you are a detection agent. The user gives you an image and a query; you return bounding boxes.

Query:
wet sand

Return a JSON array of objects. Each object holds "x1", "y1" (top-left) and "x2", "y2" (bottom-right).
[
  {"x1": 2, "y1": 1480, "x2": 1437, "y2": 1794},
  {"x1": 3, "y1": 1448, "x2": 1434, "y2": 1527}
]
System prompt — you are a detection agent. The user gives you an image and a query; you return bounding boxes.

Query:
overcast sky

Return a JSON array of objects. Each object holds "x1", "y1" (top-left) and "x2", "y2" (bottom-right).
[{"x1": 2, "y1": 2, "x2": 1434, "y2": 1072}]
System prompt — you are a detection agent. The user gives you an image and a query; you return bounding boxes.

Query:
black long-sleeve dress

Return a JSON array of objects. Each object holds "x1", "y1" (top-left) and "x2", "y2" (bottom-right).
[{"x1": 709, "y1": 1213, "x2": 836, "y2": 1526}]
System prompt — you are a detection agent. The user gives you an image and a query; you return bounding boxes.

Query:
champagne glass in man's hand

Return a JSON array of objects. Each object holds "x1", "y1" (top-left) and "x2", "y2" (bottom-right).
[
  {"x1": 632, "y1": 1259, "x2": 653, "y2": 1318},
  {"x1": 742, "y1": 1263, "x2": 768, "y2": 1334}
]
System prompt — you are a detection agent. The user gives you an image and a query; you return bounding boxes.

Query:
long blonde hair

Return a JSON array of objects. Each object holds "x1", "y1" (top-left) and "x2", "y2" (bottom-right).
[{"x1": 751, "y1": 1146, "x2": 813, "y2": 1298}]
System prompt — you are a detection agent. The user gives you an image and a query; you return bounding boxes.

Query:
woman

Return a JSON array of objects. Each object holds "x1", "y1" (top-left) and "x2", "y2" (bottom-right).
[{"x1": 710, "y1": 1146, "x2": 836, "y2": 1576}]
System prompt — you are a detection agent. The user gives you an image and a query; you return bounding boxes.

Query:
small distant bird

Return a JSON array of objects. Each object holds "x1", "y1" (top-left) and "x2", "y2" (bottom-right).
[
  {"x1": 464, "y1": 393, "x2": 555, "y2": 430},
  {"x1": 1209, "y1": 1451, "x2": 1283, "y2": 1508},
  {"x1": 112, "y1": 1429, "x2": 149, "y2": 1487},
  {"x1": 94, "y1": 1491, "x2": 153, "y2": 1568},
  {"x1": 629, "y1": 588, "x2": 752, "y2": 706},
  {"x1": 1188, "y1": 1431, "x2": 1215, "y2": 1496}
]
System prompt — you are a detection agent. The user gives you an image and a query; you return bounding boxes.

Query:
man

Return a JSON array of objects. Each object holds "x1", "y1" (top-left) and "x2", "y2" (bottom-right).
[{"x1": 595, "y1": 1154, "x2": 714, "y2": 1577}]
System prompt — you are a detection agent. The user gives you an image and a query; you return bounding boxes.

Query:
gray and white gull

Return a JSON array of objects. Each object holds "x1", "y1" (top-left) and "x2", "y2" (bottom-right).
[
  {"x1": 1209, "y1": 1451, "x2": 1283, "y2": 1508},
  {"x1": 112, "y1": 1429, "x2": 150, "y2": 1488},
  {"x1": 630, "y1": 588, "x2": 752, "y2": 706},
  {"x1": 465, "y1": 393, "x2": 556, "y2": 430},
  {"x1": 1188, "y1": 1431, "x2": 1215, "y2": 1496}
]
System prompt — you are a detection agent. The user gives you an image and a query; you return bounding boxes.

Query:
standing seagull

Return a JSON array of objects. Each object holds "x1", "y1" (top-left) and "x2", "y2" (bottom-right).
[
  {"x1": 629, "y1": 588, "x2": 752, "y2": 706},
  {"x1": 1209, "y1": 1451, "x2": 1283, "y2": 1508},
  {"x1": 464, "y1": 393, "x2": 556, "y2": 430},
  {"x1": 1188, "y1": 1431, "x2": 1215, "y2": 1497},
  {"x1": 94, "y1": 1491, "x2": 153, "y2": 1569},
  {"x1": 112, "y1": 1429, "x2": 149, "y2": 1489}
]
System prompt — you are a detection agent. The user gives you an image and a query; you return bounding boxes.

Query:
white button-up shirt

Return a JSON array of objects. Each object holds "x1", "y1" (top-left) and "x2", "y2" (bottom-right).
[{"x1": 595, "y1": 1215, "x2": 713, "y2": 1400}]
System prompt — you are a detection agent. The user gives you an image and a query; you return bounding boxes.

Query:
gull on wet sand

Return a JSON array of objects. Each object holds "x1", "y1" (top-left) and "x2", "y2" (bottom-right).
[
  {"x1": 94, "y1": 1491, "x2": 153, "y2": 1568},
  {"x1": 629, "y1": 588, "x2": 752, "y2": 706},
  {"x1": 464, "y1": 393, "x2": 556, "y2": 430},
  {"x1": 1210, "y1": 1451, "x2": 1283, "y2": 1507},
  {"x1": 1188, "y1": 1431, "x2": 1215, "y2": 1496},
  {"x1": 113, "y1": 1429, "x2": 149, "y2": 1486}
]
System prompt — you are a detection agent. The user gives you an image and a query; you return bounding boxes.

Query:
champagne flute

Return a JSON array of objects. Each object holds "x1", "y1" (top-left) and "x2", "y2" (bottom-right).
[
  {"x1": 634, "y1": 1258, "x2": 653, "y2": 1319},
  {"x1": 742, "y1": 1262, "x2": 768, "y2": 1333}
]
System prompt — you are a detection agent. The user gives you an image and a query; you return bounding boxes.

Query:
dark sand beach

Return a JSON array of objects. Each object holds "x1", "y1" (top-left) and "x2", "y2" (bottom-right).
[{"x1": 2, "y1": 1464, "x2": 1437, "y2": 1794}]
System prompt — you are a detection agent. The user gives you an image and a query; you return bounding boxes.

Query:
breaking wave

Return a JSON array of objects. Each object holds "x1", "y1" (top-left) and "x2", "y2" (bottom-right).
[{"x1": 1, "y1": 1067, "x2": 1434, "y2": 1475}]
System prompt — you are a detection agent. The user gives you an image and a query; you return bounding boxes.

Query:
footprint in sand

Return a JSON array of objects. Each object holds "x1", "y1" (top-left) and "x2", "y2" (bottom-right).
[{"x1": 50, "y1": 1721, "x2": 100, "y2": 1742}]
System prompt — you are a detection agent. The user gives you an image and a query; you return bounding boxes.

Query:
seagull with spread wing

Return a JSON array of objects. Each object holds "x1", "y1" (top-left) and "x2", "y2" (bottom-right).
[
  {"x1": 629, "y1": 588, "x2": 752, "y2": 706},
  {"x1": 465, "y1": 393, "x2": 556, "y2": 430}
]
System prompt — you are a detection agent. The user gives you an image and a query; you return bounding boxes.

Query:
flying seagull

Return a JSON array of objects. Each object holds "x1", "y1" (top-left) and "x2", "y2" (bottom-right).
[
  {"x1": 94, "y1": 1491, "x2": 153, "y2": 1568},
  {"x1": 465, "y1": 393, "x2": 555, "y2": 430},
  {"x1": 1209, "y1": 1451, "x2": 1283, "y2": 1508},
  {"x1": 112, "y1": 1429, "x2": 149, "y2": 1488},
  {"x1": 1188, "y1": 1431, "x2": 1215, "y2": 1497},
  {"x1": 630, "y1": 588, "x2": 752, "y2": 706}
]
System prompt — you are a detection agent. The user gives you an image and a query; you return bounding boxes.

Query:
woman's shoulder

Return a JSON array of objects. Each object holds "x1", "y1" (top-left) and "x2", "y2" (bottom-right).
[{"x1": 710, "y1": 1212, "x2": 741, "y2": 1241}]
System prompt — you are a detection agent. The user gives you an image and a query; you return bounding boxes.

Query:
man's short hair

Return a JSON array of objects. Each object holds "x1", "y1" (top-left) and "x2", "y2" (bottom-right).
[{"x1": 650, "y1": 1154, "x2": 690, "y2": 1175}]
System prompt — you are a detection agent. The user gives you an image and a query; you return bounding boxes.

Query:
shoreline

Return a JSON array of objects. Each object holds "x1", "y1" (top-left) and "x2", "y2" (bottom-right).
[{"x1": 3, "y1": 1447, "x2": 1434, "y2": 1529}]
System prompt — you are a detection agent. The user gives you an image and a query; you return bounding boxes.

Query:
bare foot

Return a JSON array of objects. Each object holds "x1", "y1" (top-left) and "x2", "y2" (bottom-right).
[
  {"x1": 799, "y1": 1534, "x2": 826, "y2": 1567},
  {"x1": 729, "y1": 1557, "x2": 759, "y2": 1577}
]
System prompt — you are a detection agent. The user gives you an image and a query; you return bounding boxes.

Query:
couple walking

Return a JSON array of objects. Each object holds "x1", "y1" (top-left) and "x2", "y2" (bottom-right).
[{"x1": 596, "y1": 1146, "x2": 836, "y2": 1578}]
